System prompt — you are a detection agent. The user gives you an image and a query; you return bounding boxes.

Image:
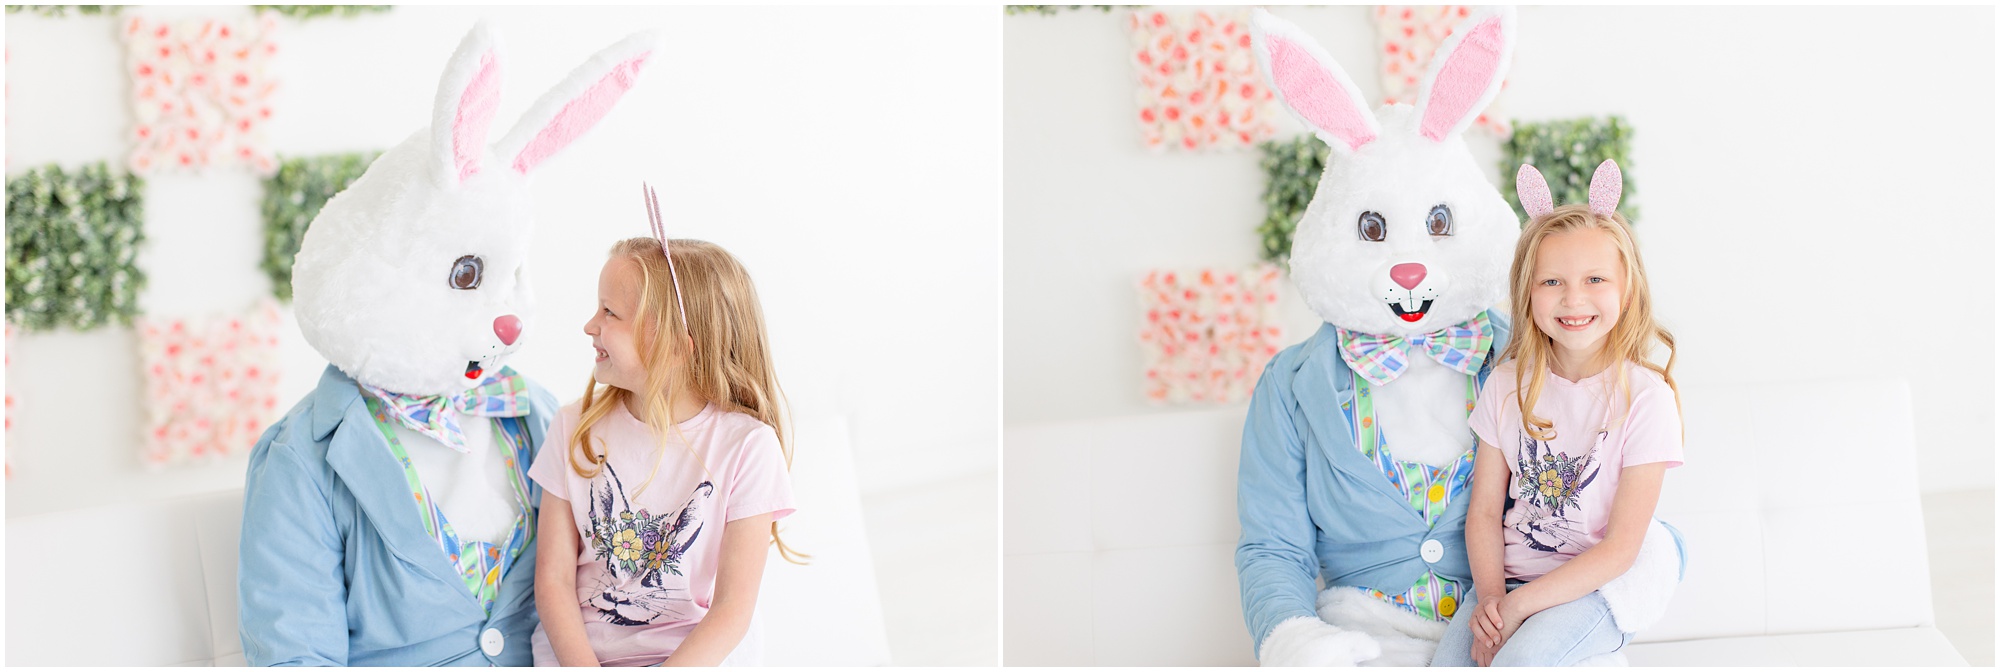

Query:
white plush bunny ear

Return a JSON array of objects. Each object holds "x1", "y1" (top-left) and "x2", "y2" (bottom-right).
[
  {"x1": 1249, "y1": 9, "x2": 1380, "y2": 154},
  {"x1": 1412, "y1": 6, "x2": 1516, "y2": 143},
  {"x1": 491, "y1": 30, "x2": 663, "y2": 176},
  {"x1": 1516, "y1": 163, "x2": 1554, "y2": 218},
  {"x1": 1588, "y1": 159, "x2": 1623, "y2": 215},
  {"x1": 430, "y1": 23, "x2": 505, "y2": 187}
]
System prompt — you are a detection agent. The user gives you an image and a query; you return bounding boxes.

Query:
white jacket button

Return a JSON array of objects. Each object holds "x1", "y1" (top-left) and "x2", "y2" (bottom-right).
[
  {"x1": 1421, "y1": 539, "x2": 1444, "y2": 564},
  {"x1": 480, "y1": 628, "x2": 504, "y2": 656}
]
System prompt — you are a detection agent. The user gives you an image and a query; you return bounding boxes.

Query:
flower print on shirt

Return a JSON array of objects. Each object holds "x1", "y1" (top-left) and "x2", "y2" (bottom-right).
[
  {"x1": 1511, "y1": 431, "x2": 1602, "y2": 553},
  {"x1": 585, "y1": 460, "x2": 714, "y2": 626}
]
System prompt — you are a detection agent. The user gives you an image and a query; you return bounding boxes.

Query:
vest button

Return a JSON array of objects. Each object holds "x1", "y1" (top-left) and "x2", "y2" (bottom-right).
[
  {"x1": 480, "y1": 628, "x2": 504, "y2": 656},
  {"x1": 1421, "y1": 539, "x2": 1444, "y2": 564}
]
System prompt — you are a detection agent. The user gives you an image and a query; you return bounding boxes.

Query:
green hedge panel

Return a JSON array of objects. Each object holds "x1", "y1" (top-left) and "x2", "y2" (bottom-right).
[
  {"x1": 1255, "y1": 134, "x2": 1329, "y2": 265},
  {"x1": 6, "y1": 163, "x2": 147, "y2": 332}
]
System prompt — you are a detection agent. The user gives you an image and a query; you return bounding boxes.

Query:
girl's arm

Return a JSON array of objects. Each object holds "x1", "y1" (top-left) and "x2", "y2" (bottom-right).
[
  {"x1": 536, "y1": 491, "x2": 602, "y2": 667},
  {"x1": 662, "y1": 512, "x2": 775, "y2": 667},
  {"x1": 1465, "y1": 437, "x2": 1511, "y2": 651},
  {"x1": 1497, "y1": 462, "x2": 1667, "y2": 629}
]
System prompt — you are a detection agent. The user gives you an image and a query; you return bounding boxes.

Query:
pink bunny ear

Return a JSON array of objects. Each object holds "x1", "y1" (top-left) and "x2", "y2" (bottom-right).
[
  {"x1": 1249, "y1": 9, "x2": 1379, "y2": 153},
  {"x1": 492, "y1": 30, "x2": 661, "y2": 176},
  {"x1": 1588, "y1": 159, "x2": 1624, "y2": 215},
  {"x1": 1414, "y1": 7, "x2": 1515, "y2": 143},
  {"x1": 430, "y1": 23, "x2": 504, "y2": 186},
  {"x1": 1516, "y1": 164, "x2": 1554, "y2": 218}
]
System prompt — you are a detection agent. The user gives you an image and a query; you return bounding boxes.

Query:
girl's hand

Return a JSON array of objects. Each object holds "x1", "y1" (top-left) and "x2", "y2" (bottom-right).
[
  {"x1": 1472, "y1": 593, "x2": 1507, "y2": 649},
  {"x1": 1471, "y1": 629, "x2": 1499, "y2": 667}
]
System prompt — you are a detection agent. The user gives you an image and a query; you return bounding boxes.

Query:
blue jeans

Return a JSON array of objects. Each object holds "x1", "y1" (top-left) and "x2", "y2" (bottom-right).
[{"x1": 1429, "y1": 582, "x2": 1629, "y2": 667}]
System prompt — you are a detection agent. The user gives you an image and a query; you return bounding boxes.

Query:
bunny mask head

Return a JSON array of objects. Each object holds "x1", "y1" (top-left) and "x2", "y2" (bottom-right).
[
  {"x1": 1251, "y1": 8, "x2": 1519, "y2": 338},
  {"x1": 293, "y1": 24, "x2": 659, "y2": 396}
]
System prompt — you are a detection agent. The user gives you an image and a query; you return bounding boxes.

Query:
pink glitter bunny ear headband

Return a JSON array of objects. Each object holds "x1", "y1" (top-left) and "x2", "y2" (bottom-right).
[
  {"x1": 641, "y1": 182, "x2": 690, "y2": 333},
  {"x1": 1515, "y1": 159, "x2": 1624, "y2": 218}
]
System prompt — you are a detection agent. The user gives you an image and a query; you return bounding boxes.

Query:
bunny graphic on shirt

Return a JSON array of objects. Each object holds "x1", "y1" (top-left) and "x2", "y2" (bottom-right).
[
  {"x1": 1511, "y1": 432, "x2": 1604, "y2": 553},
  {"x1": 584, "y1": 460, "x2": 715, "y2": 626}
]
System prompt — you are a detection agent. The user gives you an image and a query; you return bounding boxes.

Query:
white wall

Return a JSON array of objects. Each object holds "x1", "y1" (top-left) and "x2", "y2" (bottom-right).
[
  {"x1": 1003, "y1": 5, "x2": 1995, "y2": 493},
  {"x1": 5, "y1": 5, "x2": 1000, "y2": 517}
]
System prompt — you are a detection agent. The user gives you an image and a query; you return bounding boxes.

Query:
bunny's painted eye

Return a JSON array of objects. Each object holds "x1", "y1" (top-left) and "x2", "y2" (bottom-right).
[
  {"x1": 449, "y1": 255, "x2": 483, "y2": 290},
  {"x1": 1357, "y1": 212, "x2": 1386, "y2": 242},
  {"x1": 1427, "y1": 204, "x2": 1453, "y2": 236}
]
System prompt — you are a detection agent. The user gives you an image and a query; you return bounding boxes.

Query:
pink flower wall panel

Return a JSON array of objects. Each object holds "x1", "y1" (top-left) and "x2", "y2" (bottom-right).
[
  {"x1": 1128, "y1": 9, "x2": 1278, "y2": 151},
  {"x1": 1139, "y1": 265, "x2": 1285, "y2": 404},
  {"x1": 123, "y1": 15, "x2": 280, "y2": 175},
  {"x1": 137, "y1": 301, "x2": 285, "y2": 466}
]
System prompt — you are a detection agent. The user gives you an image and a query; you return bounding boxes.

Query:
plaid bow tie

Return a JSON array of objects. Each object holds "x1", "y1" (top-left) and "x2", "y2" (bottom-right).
[
  {"x1": 360, "y1": 367, "x2": 530, "y2": 454},
  {"x1": 1335, "y1": 313, "x2": 1495, "y2": 386}
]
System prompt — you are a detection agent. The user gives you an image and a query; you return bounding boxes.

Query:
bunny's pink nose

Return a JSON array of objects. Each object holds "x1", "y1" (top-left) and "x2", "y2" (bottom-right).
[
  {"x1": 494, "y1": 315, "x2": 522, "y2": 346},
  {"x1": 1390, "y1": 263, "x2": 1428, "y2": 290}
]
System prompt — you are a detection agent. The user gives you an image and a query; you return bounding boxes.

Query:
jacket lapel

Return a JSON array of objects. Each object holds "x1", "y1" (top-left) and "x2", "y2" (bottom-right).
[
  {"x1": 1290, "y1": 325, "x2": 1421, "y2": 515},
  {"x1": 313, "y1": 365, "x2": 483, "y2": 615}
]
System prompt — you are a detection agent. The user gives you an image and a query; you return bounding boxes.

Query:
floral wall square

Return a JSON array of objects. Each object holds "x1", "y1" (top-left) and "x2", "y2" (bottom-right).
[
  {"x1": 123, "y1": 15, "x2": 281, "y2": 175},
  {"x1": 1373, "y1": 5, "x2": 1509, "y2": 137},
  {"x1": 1139, "y1": 264, "x2": 1285, "y2": 404},
  {"x1": 1128, "y1": 8, "x2": 1277, "y2": 151},
  {"x1": 137, "y1": 300, "x2": 284, "y2": 466}
]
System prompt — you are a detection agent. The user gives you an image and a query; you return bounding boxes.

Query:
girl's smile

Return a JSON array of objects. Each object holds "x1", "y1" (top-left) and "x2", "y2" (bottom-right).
[{"x1": 1555, "y1": 315, "x2": 1598, "y2": 330}]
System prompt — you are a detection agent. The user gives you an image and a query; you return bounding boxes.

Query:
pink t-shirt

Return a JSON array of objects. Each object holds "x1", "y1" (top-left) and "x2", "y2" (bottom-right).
[
  {"x1": 527, "y1": 400, "x2": 795, "y2": 666},
  {"x1": 1469, "y1": 360, "x2": 1683, "y2": 581}
]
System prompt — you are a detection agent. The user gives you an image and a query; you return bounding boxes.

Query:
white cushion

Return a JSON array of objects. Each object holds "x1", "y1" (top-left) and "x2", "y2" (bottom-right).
[
  {"x1": 5, "y1": 413, "x2": 886, "y2": 667},
  {"x1": 1643, "y1": 377, "x2": 1933, "y2": 643}
]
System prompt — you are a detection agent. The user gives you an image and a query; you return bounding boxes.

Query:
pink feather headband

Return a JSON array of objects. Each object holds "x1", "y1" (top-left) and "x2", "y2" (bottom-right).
[
  {"x1": 1515, "y1": 159, "x2": 1624, "y2": 219},
  {"x1": 640, "y1": 182, "x2": 690, "y2": 332}
]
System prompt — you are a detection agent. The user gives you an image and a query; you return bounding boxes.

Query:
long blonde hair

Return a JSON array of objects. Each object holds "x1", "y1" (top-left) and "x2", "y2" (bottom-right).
[
  {"x1": 570, "y1": 237, "x2": 807, "y2": 564},
  {"x1": 1501, "y1": 204, "x2": 1680, "y2": 443}
]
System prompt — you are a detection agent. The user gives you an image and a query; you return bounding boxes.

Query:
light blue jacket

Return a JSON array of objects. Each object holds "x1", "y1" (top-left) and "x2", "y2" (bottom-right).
[
  {"x1": 238, "y1": 364, "x2": 558, "y2": 666},
  {"x1": 1235, "y1": 312, "x2": 1511, "y2": 656}
]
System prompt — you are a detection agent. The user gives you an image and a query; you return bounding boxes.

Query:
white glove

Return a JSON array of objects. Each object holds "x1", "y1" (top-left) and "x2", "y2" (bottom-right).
[{"x1": 1258, "y1": 616, "x2": 1383, "y2": 667}]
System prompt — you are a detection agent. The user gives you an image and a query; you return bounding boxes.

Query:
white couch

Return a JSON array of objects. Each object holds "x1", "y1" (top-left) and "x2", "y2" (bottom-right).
[
  {"x1": 6, "y1": 414, "x2": 891, "y2": 666},
  {"x1": 1004, "y1": 376, "x2": 1969, "y2": 665}
]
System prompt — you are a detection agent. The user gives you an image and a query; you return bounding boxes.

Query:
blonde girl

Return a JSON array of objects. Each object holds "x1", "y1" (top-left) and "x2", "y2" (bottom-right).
[
  {"x1": 529, "y1": 190, "x2": 803, "y2": 666},
  {"x1": 1432, "y1": 161, "x2": 1685, "y2": 667}
]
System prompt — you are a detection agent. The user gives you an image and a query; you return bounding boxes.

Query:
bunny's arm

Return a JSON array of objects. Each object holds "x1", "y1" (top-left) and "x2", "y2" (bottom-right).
[
  {"x1": 238, "y1": 436, "x2": 348, "y2": 666},
  {"x1": 1236, "y1": 359, "x2": 1380, "y2": 666},
  {"x1": 1235, "y1": 364, "x2": 1320, "y2": 648}
]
